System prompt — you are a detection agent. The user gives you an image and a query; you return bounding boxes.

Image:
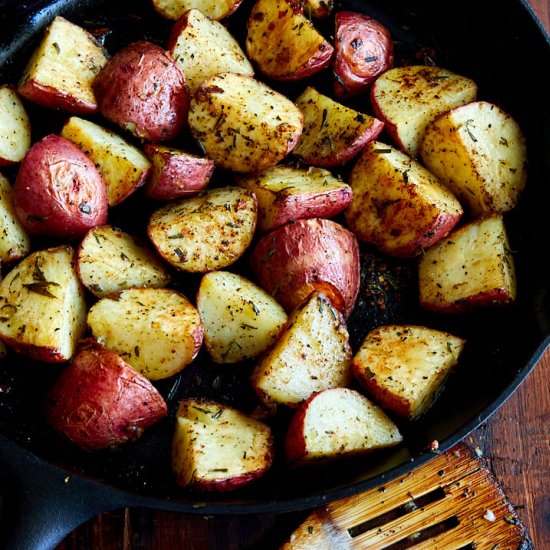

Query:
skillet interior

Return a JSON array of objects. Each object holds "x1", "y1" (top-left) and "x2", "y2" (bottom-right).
[{"x1": 0, "y1": 0, "x2": 549, "y2": 512}]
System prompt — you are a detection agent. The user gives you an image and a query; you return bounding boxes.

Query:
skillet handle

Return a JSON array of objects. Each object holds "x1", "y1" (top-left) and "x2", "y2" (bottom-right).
[{"x1": 0, "y1": 436, "x2": 128, "y2": 550}]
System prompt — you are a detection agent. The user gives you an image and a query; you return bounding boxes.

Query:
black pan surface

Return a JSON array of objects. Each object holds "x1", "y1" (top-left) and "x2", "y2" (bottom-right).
[{"x1": 0, "y1": 0, "x2": 549, "y2": 529}]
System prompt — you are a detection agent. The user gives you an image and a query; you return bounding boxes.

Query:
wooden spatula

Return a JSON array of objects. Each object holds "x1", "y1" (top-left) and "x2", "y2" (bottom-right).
[{"x1": 281, "y1": 444, "x2": 530, "y2": 549}]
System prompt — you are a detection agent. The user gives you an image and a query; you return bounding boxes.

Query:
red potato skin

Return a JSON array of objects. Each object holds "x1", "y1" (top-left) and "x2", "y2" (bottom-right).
[
  {"x1": 250, "y1": 218, "x2": 360, "y2": 318},
  {"x1": 268, "y1": 187, "x2": 353, "y2": 231},
  {"x1": 333, "y1": 12, "x2": 394, "y2": 99},
  {"x1": 93, "y1": 41, "x2": 189, "y2": 143},
  {"x1": 420, "y1": 288, "x2": 515, "y2": 314},
  {"x1": 46, "y1": 340, "x2": 167, "y2": 451},
  {"x1": 143, "y1": 144, "x2": 214, "y2": 200},
  {"x1": 369, "y1": 84, "x2": 405, "y2": 150},
  {"x1": 275, "y1": 42, "x2": 334, "y2": 82},
  {"x1": 0, "y1": 337, "x2": 71, "y2": 364},
  {"x1": 284, "y1": 393, "x2": 314, "y2": 463},
  {"x1": 13, "y1": 134, "x2": 108, "y2": 239}
]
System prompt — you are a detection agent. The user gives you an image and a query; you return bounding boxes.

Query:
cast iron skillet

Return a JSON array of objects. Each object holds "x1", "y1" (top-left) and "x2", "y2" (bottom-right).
[{"x1": 0, "y1": 0, "x2": 549, "y2": 548}]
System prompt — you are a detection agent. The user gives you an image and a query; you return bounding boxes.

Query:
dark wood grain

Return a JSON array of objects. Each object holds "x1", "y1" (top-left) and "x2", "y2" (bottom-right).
[{"x1": 56, "y1": 2, "x2": 550, "y2": 548}]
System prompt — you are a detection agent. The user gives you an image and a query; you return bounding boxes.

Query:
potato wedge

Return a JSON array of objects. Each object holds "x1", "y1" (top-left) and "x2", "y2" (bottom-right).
[
  {"x1": 250, "y1": 218, "x2": 360, "y2": 317},
  {"x1": 251, "y1": 292, "x2": 352, "y2": 408},
  {"x1": 236, "y1": 164, "x2": 352, "y2": 232},
  {"x1": 153, "y1": 0, "x2": 243, "y2": 20},
  {"x1": 370, "y1": 65, "x2": 477, "y2": 156},
  {"x1": 285, "y1": 388, "x2": 403, "y2": 464},
  {"x1": 168, "y1": 9, "x2": 253, "y2": 96},
  {"x1": 344, "y1": 142, "x2": 463, "y2": 257},
  {"x1": 420, "y1": 101, "x2": 527, "y2": 216},
  {"x1": 87, "y1": 288, "x2": 202, "y2": 381},
  {"x1": 333, "y1": 11, "x2": 393, "y2": 99},
  {"x1": 0, "y1": 86, "x2": 31, "y2": 166},
  {"x1": 352, "y1": 325, "x2": 465, "y2": 420},
  {"x1": 418, "y1": 215, "x2": 516, "y2": 312},
  {"x1": 143, "y1": 144, "x2": 214, "y2": 201},
  {"x1": 46, "y1": 340, "x2": 167, "y2": 451},
  {"x1": 0, "y1": 173, "x2": 30, "y2": 263},
  {"x1": 0, "y1": 246, "x2": 87, "y2": 362},
  {"x1": 77, "y1": 225, "x2": 171, "y2": 298},
  {"x1": 292, "y1": 87, "x2": 383, "y2": 167},
  {"x1": 197, "y1": 271, "x2": 287, "y2": 364},
  {"x1": 246, "y1": 0, "x2": 333, "y2": 81},
  {"x1": 18, "y1": 16, "x2": 109, "y2": 114},
  {"x1": 148, "y1": 186, "x2": 257, "y2": 273},
  {"x1": 172, "y1": 399, "x2": 273, "y2": 491},
  {"x1": 188, "y1": 72, "x2": 303, "y2": 173},
  {"x1": 60, "y1": 117, "x2": 151, "y2": 206}
]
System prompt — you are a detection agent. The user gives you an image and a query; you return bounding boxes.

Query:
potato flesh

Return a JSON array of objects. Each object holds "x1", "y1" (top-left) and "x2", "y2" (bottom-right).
[
  {"x1": 172, "y1": 399, "x2": 273, "y2": 489},
  {"x1": 293, "y1": 388, "x2": 402, "y2": 461},
  {"x1": 153, "y1": 0, "x2": 241, "y2": 20},
  {"x1": 188, "y1": 72, "x2": 303, "y2": 173},
  {"x1": 61, "y1": 117, "x2": 151, "y2": 206},
  {"x1": 304, "y1": 0, "x2": 333, "y2": 18},
  {"x1": 251, "y1": 292, "x2": 351, "y2": 407},
  {"x1": 246, "y1": 0, "x2": 333, "y2": 80},
  {"x1": 18, "y1": 17, "x2": 108, "y2": 112},
  {"x1": 371, "y1": 65, "x2": 477, "y2": 156},
  {"x1": 0, "y1": 86, "x2": 31, "y2": 164},
  {"x1": 197, "y1": 271, "x2": 287, "y2": 363},
  {"x1": 169, "y1": 9, "x2": 253, "y2": 95},
  {"x1": 0, "y1": 246, "x2": 87, "y2": 362},
  {"x1": 418, "y1": 215, "x2": 516, "y2": 311},
  {"x1": 420, "y1": 101, "x2": 527, "y2": 216},
  {"x1": 87, "y1": 288, "x2": 202, "y2": 380},
  {"x1": 77, "y1": 225, "x2": 171, "y2": 298},
  {"x1": 293, "y1": 87, "x2": 383, "y2": 166},
  {"x1": 237, "y1": 165, "x2": 351, "y2": 232},
  {"x1": 148, "y1": 186, "x2": 257, "y2": 273},
  {"x1": 353, "y1": 325, "x2": 465, "y2": 419},
  {"x1": 0, "y1": 173, "x2": 30, "y2": 262},
  {"x1": 345, "y1": 142, "x2": 463, "y2": 257}
]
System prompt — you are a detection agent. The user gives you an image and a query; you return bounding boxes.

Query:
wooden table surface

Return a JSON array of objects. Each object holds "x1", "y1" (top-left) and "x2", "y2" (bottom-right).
[{"x1": 52, "y1": 2, "x2": 548, "y2": 549}]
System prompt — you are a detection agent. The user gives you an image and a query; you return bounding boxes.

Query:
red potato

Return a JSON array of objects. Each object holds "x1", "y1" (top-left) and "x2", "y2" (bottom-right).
[
  {"x1": 250, "y1": 218, "x2": 360, "y2": 318},
  {"x1": 333, "y1": 11, "x2": 393, "y2": 99},
  {"x1": 46, "y1": 340, "x2": 167, "y2": 451},
  {"x1": 143, "y1": 144, "x2": 214, "y2": 201},
  {"x1": 93, "y1": 41, "x2": 189, "y2": 143},
  {"x1": 13, "y1": 134, "x2": 108, "y2": 239},
  {"x1": 153, "y1": 0, "x2": 244, "y2": 20}
]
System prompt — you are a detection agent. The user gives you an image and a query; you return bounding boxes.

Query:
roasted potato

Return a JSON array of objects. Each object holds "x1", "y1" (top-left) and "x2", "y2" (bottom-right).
[
  {"x1": 292, "y1": 87, "x2": 383, "y2": 167},
  {"x1": 18, "y1": 16, "x2": 109, "y2": 114},
  {"x1": 13, "y1": 134, "x2": 108, "y2": 239},
  {"x1": 93, "y1": 41, "x2": 189, "y2": 142},
  {"x1": 236, "y1": 164, "x2": 352, "y2": 233},
  {"x1": 246, "y1": 0, "x2": 333, "y2": 81},
  {"x1": 77, "y1": 225, "x2": 171, "y2": 298},
  {"x1": 197, "y1": 271, "x2": 287, "y2": 364},
  {"x1": 46, "y1": 340, "x2": 167, "y2": 451},
  {"x1": 148, "y1": 186, "x2": 257, "y2": 273},
  {"x1": 188, "y1": 72, "x2": 303, "y2": 173},
  {"x1": 87, "y1": 287, "x2": 203, "y2": 381},
  {"x1": 370, "y1": 65, "x2": 477, "y2": 156},
  {"x1": 418, "y1": 215, "x2": 516, "y2": 312},
  {"x1": 172, "y1": 399, "x2": 273, "y2": 491},
  {"x1": 333, "y1": 11, "x2": 393, "y2": 99},
  {"x1": 143, "y1": 144, "x2": 214, "y2": 201},
  {"x1": 251, "y1": 292, "x2": 352, "y2": 408},
  {"x1": 304, "y1": 0, "x2": 333, "y2": 18},
  {"x1": 420, "y1": 101, "x2": 527, "y2": 216},
  {"x1": 168, "y1": 9, "x2": 253, "y2": 96},
  {"x1": 0, "y1": 86, "x2": 31, "y2": 166},
  {"x1": 0, "y1": 246, "x2": 87, "y2": 362},
  {"x1": 285, "y1": 388, "x2": 403, "y2": 465},
  {"x1": 352, "y1": 325, "x2": 465, "y2": 420},
  {"x1": 250, "y1": 218, "x2": 360, "y2": 318},
  {"x1": 344, "y1": 142, "x2": 463, "y2": 257},
  {"x1": 153, "y1": 0, "x2": 243, "y2": 20},
  {"x1": 0, "y1": 173, "x2": 30, "y2": 263},
  {"x1": 61, "y1": 117, "x2": 151, "y2": 206}
]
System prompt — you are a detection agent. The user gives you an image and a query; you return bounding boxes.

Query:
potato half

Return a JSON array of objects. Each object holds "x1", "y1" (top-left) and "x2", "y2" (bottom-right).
[{"x1": 0, "y1": 86, "x2": 31, "y2": 166}]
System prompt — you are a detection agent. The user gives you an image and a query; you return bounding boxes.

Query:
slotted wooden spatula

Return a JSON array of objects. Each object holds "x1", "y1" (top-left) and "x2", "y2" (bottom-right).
[{"x1": 281, "y1": 444, "x2": 530, "y2": 549}]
